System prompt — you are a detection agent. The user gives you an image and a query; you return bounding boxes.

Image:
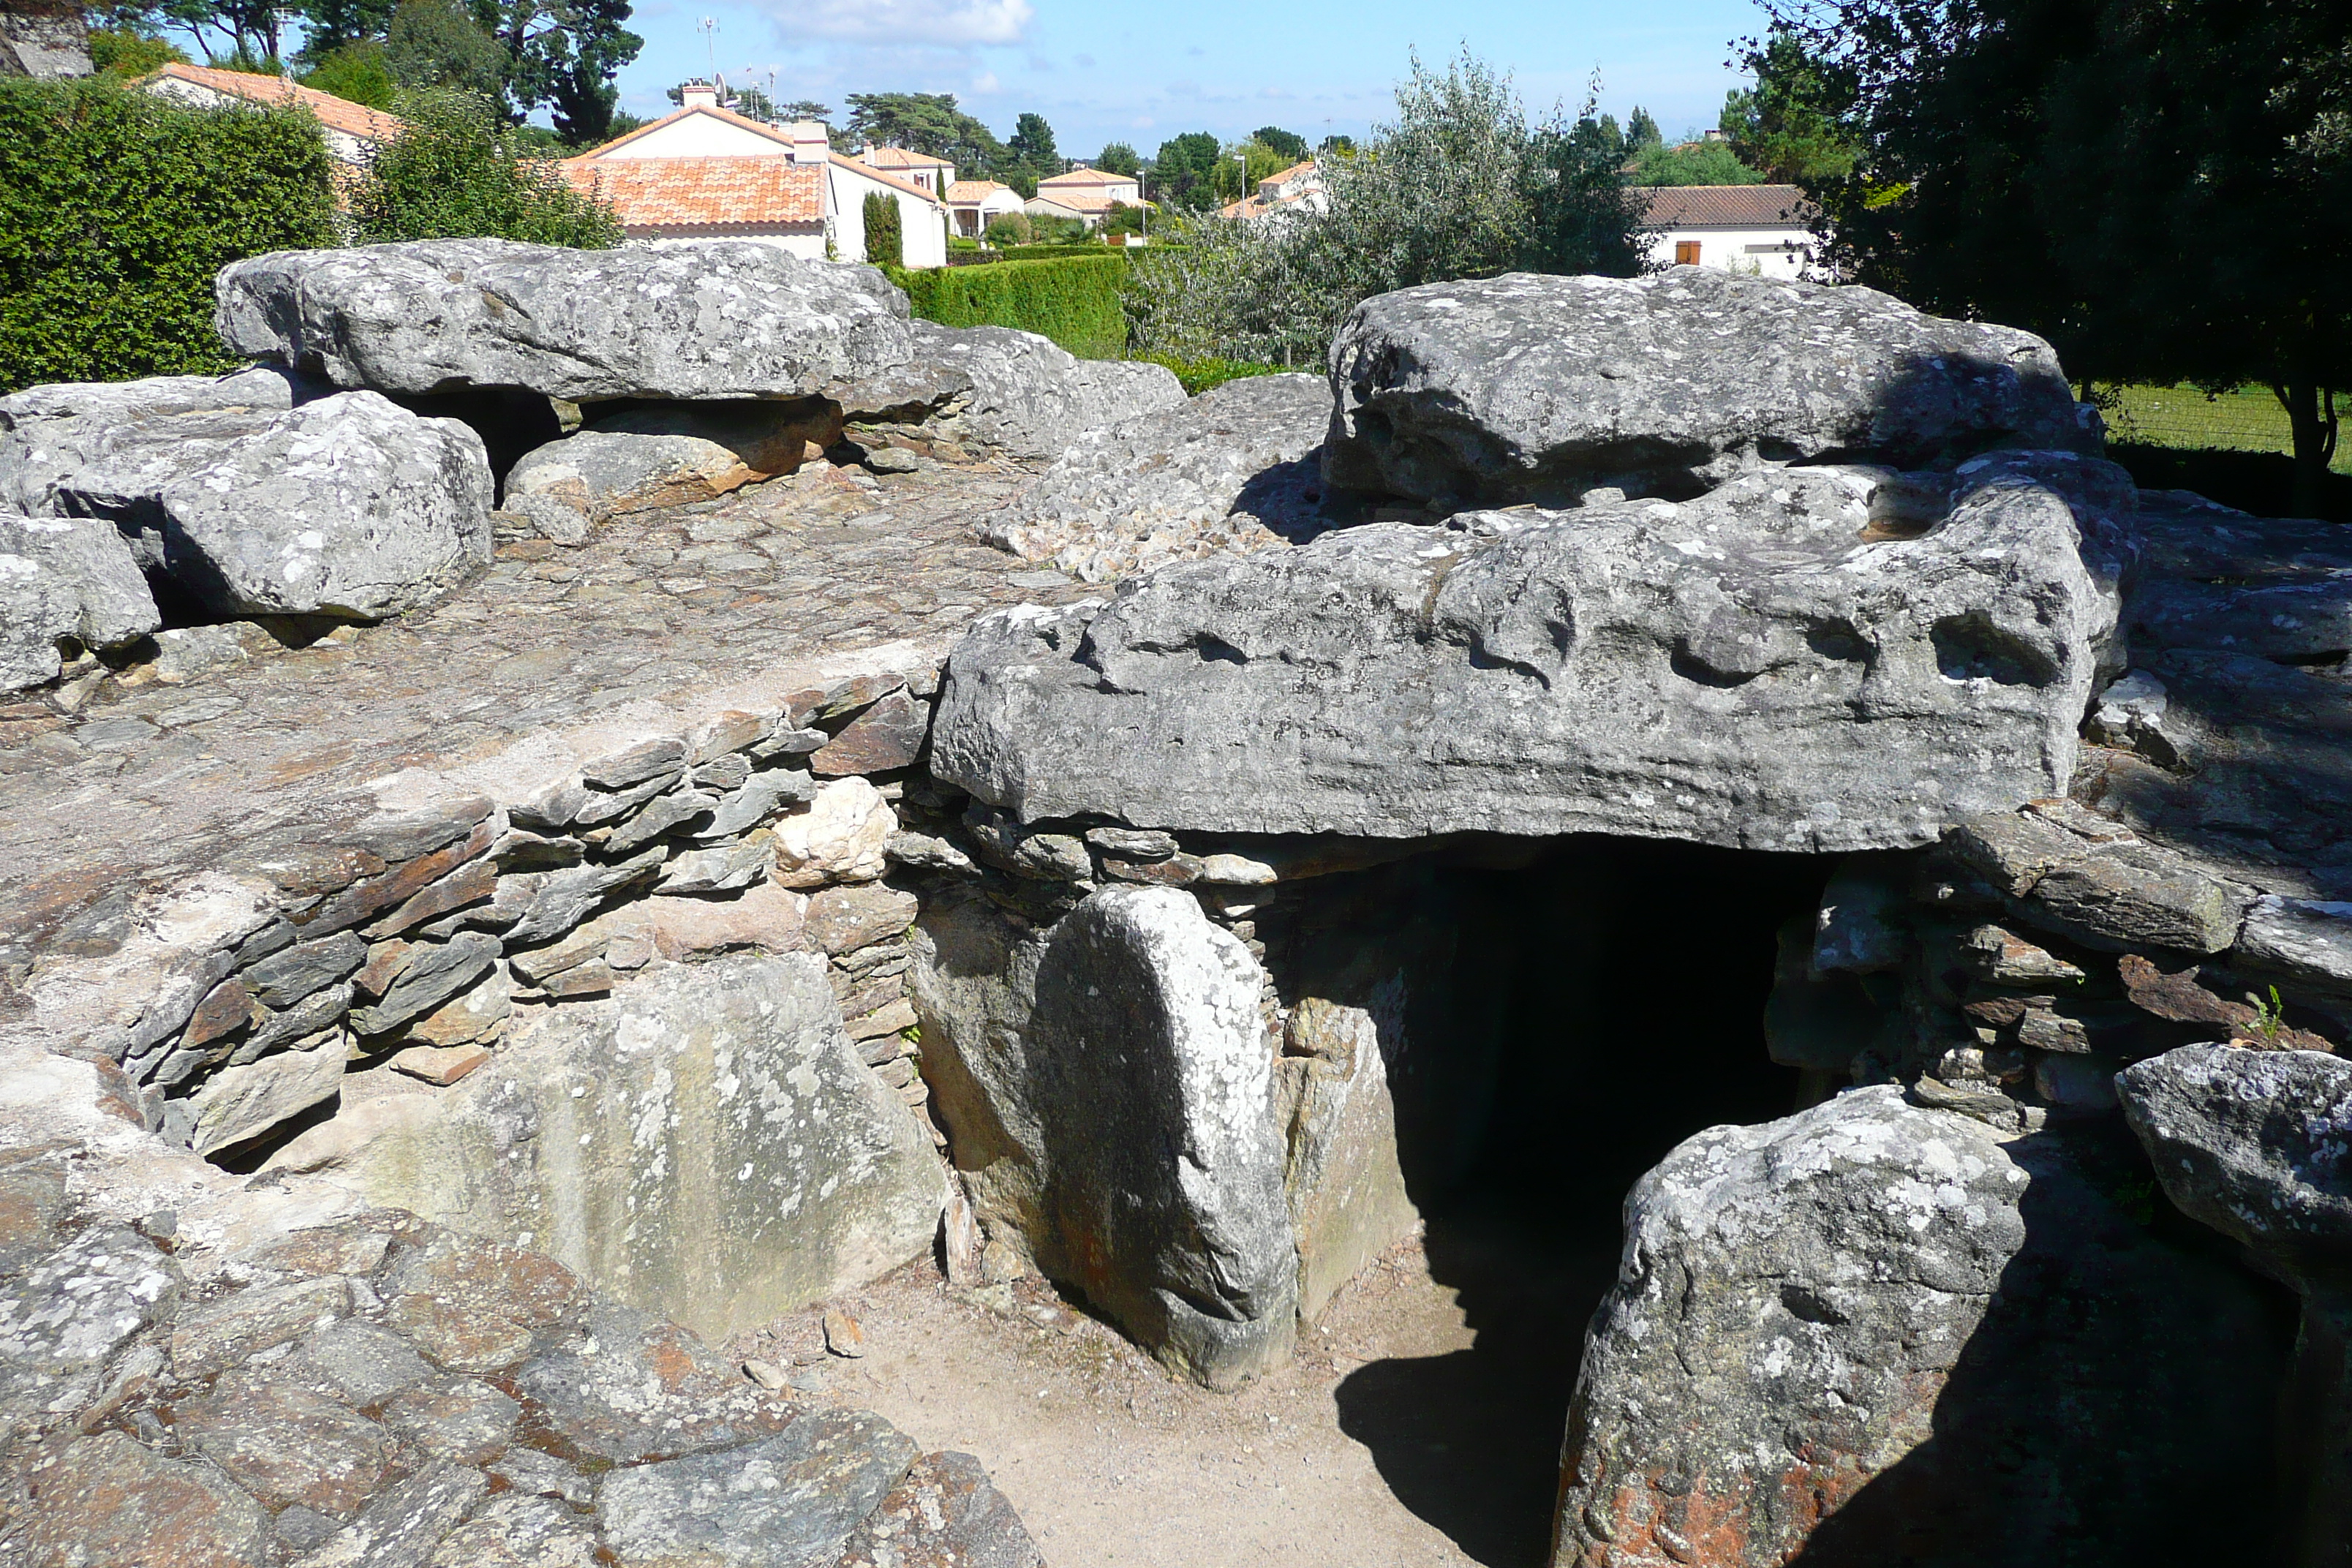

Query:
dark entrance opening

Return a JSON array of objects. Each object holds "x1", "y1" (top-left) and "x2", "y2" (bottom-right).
[{"x1": 1258, "y1": 835, "x2": 1833, "y2": 1567}]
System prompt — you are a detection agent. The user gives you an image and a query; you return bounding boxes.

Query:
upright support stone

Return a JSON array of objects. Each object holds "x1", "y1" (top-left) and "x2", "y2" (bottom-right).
[
  {"x1": 1025, "y1": 886, "x2": 1296, "y2": 1390},
  {"x1": 2119, "y1": 1044, "x2": 2352, "y2": 1568}
]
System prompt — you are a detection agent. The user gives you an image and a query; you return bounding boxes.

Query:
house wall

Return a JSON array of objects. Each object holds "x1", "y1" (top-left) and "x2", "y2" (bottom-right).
[
  {"x1": 1647, "y1": 226, "x2": 1818, "y2": 280},
  {"x1": 600, "y1": 116, "x2": 784, "y2": 160},
  {"x1": 828, "y1": 165, "x2": 947, "y2": 268}
]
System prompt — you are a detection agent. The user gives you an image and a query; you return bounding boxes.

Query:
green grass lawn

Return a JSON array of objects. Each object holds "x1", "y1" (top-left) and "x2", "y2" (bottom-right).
[{"x1": 2100, "y1": 384, "x2": 2352, "y2": 475}]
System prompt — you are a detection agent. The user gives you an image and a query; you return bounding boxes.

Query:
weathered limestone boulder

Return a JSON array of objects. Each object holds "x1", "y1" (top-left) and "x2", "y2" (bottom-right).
[
  {"x1": 505, "y1": 430, "x2": 766, "y2": 522},
  {"x1": 837, "y1": 321, "x2": 1183, "y2": 461},
  {"x1": 979, "y1": 371, "x2": 1338, "y2": 582},
  {"x1": 1, "y1": 380, "x2": 491, "y2": 619},
  {"x1": 2119, "y1": 1045, "x2": 2352, "y2": 1565},
  {"x1": 589, "y1": 396, "x2": 843, "y2": 467},
  {"x1": 216, "y1": 238, "x2": 916, "y2": 402},
  {"x1": 0, "y1": 365, "x2": 298, "y2": 522},
  {"x1": 266, "y1": 954, "x2": 943, "y2": 1340},
  {"x1": 935, "y1": 456, "x2": 2129, "y2": 852},
  {"x1": 1023, "y1": 886, "x2": 1294, "y2": 1389},
  {"x1": 1553, "y1": 1085, "x2": 2294, "y2": 1567},
  {"x1": 0, "y1": 511, "x2": 159, "y2": 694},
  {"x1": 1325, "y1": 268, "x2": 2091, "y2": 505},
  {"x1": 1278, "y1": 997, "x2": 1416, "y2": 1323},
  {"x1": 0, "y1": 0, "x2": 92, "y2": 75}
]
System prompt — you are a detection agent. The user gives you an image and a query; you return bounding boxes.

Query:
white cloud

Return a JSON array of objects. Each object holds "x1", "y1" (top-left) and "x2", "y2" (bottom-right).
[
  {"x1": 761, "y1": 0, "x2": 1033, "y2": 47},
  {"x1": 972, "y1": 69, "x2": 1000, "y2": 92}
]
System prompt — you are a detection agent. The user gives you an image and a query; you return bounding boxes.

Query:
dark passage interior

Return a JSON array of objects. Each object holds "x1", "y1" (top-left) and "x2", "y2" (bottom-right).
[{"x1": 1261, "y1": 836, "x2": 1833, "y2": 1567}]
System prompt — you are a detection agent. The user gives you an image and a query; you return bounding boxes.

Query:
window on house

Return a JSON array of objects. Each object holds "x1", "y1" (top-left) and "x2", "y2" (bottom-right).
[{"x1": 1674, "y1": 241, "x2": 1702, "y2": 266}]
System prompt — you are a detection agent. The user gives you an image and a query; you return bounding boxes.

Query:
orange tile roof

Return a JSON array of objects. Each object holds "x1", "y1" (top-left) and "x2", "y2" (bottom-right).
[
  {"x1": 576, "y1": 102, "x2": 800, "y2": 159},
  {"x1": 1038, "y1": 166, "x2": 1137, "y2": 188},
  {"x1": 1640, "y1": 184, "x2": 1815, "y2": 228},
  {"x1": 559, "y1": 157, "x2": 823, "y2": 229},
  {"x1": 1259, "y1": 159, "x2": 1315, "y2": 188},
  {"x1": 141, "y1": 62, "x2": 404, "y2": 145},
  {"x1": 864, "y1": 146, "x2": 952, "y2": 169},
  {"x1": 945, "y1": 179, "x2": 1014, "y2": 203},
  {"x1": 829, "y1": 153, "x2": 946, "y2": 207}
]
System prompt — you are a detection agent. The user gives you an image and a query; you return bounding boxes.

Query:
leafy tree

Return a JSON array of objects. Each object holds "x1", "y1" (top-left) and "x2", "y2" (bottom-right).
[
  {"x1": 1319, "y1": 132, "x2": 1354, "y2": 154},
  {"x1": 86, "y1": 26, "x2": 189, "y2": 73},
  {"x1": 351, "y1": 88, "x2": 619, "y2": 244},
  {"x1": 982, "y1": 210, "x2": 1031, "y2": 246},
  {"x1": 843, "y1": 90, "x2": 1002, "y2": 173},
  {"x1": 1209, "y1": 137, "x2": 1292, "y2": 201},
  {"x1": 1096, "y1": 140, "x2": 1138, "y2": 176},
  {"x1": 1719, "y1": 28, "x2": 1860, "y2": 183},
  {"x1": 385, "y1": 0, "x2": 505, "y2": 93},
  {"x1": 1582, "y1": 111, "x2": 1623, "y2": 159},
  {"x1": 1251, "y1": 124, "x2": 1306, "y2": 160},
  {"x1": 1101, "y1": 200, "x2": 1145, "y2": 236},
  {"x1": 295, "y1": 0, "x2": 396, "y2": 60},
  {"x1": 1758, "y1": 0, "x2": 2350, "y2": 513},
  {"x1": 861, "y1": 189, "x2": 902, "y2": 267},
  {"x1": 1007, "y1": 110, "x2": 1055, "y2": 168},
  {"x1": 1625, "y1": 105, "x2": 1662, "y2": 149},
  {"x1": 1129, "y1": 50, "x2": 1645, "y2": 365},
  {"x1": 1629, "y1": 137, "x2": 1764, "y2": 186},
  {"x1": 468, "y1": 0, "x2": 641, "y2": 145},
  {"x1": 300, "y1": 39, "x2": 396, "y2": 105},
  {"x1": 0, "y1": 76, "x2": 335, "y2": 390},
  {"x1": 777, "y1": 97, "x2": 831, "y2": 126},
  {"x1": 1149, "y1": 129, "x2": 1221, "y2": 208}
]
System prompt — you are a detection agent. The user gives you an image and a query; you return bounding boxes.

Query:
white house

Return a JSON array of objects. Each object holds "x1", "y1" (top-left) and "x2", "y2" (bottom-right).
[
  {"x1": 1218, "y1": 158, "x2": 1324, "y2": 225},
  {"x1": 563, "y1": 89, "x2": 949, "y2": 267},
  {"x1": 945, "y1": 179, "x2": 1025, "y2": 238},
  {"x1": 1026, "y1": 165, "x2": 1147, "y2": 230},
  {"x1": 139, "y1": 61, "x2": 403, "y2": 173},
  {"x1": 859, "y1": 144, "x2": 954, "y2": 196},
  {"x1": 1639, "y1": 184, "x2": 1822, "y2": 279}
]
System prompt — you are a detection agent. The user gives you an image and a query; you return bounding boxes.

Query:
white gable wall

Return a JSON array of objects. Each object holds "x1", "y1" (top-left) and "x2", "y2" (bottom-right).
[{"x1": 600, "y1": 115, "x2": 787, "y2": 160}]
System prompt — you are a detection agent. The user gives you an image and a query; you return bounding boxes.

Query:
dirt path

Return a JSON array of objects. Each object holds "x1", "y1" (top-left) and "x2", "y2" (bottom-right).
[{"x1": 732, "y1": 1218, "x2": 1618, "y2": 1568}]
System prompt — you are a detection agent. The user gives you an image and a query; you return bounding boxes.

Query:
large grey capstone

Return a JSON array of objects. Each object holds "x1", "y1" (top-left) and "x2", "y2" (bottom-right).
[
  {"x1": 932, "y1": 455, "x2": 2130, "y2": 852},
  {"x1": 979, "y1": 371, "x2": 1336, "y2": 582},
  {"x1": 1325, "y1": 268, "x2": 2091, "y2": 505},
  {"x1": 1553, "y1": 1085, "x2": 2296, "y2": 1567},
  {"x1": 216, "y1": 238, "x2": 916, "y2": 402},
  {"x1": 837, "y1": 321, "x2": 1183, "y2": 460},
  {"x1": 0, "y1": 511, "x2": 159, "y2": 694},
  {"x1": 267, "y1": 953, "x2": 944, "y2": 1341},
  {"x1": 1020, "y1": 886, "x2": 1295, "y2": 1390}
]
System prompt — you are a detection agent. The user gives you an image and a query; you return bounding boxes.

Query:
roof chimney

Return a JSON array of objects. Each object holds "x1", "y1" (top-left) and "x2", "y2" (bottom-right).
[
  {"x1": 680, "y1": 79, "x2": 718, "y2": 110},
  {"x1": 788, "y1": 121, "x2": 830, "y2": 165}
]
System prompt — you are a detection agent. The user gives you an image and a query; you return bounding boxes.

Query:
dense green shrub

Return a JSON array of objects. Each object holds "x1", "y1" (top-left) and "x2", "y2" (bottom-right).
[
  {"x1": 0, "y1": 77, "x2": 336, "y2": 393},
  {"x1": 862, "y1": 190, "x2": 903, "y2": 268},
  {"x1": 1137, "y1": 354, "x2": 1284, "y2": 394},
  {"x1": 87, "y1": 28, "x2": 188, "y2": 76},
  {"x1": 351, "y1": 89, "x2": 619, "y2": 246},
  {"x1": 982, "y1": 210, "x2": 1032, "y2": 246},
  {"x1": 892, "y1": 252, "x2": 1130, "y2": 358},
  {"x1": 300, "y1": 41, "x2": 398, "y2": 110}
]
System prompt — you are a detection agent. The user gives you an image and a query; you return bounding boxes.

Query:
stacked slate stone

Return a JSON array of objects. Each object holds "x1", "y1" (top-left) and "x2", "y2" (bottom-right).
[
  {"x1": 0, "y1": 238, "x2": 1184, "y2": 703},
  {"x1": 0, "y1": 1175, "x2": 1042, "y2": 1567},
  {"x1": 78, "y1": 666, "x2": 957, "y2": 1329}
]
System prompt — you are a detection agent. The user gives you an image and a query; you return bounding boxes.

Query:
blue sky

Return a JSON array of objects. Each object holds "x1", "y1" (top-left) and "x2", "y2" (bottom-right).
[{"x1": 616, "y1": 0, "x2": 1770, "y2": 158}]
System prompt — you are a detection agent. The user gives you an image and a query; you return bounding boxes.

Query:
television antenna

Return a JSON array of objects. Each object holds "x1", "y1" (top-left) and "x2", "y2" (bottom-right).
[{"x1": 696, "y1": 16, "x2": 718, "y2": 78}]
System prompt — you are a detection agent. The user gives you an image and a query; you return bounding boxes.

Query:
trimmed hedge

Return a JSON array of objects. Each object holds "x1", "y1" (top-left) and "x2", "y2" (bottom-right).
[
  {"x1": 892, "y1": 252, "x2": 1131, "y2": 359},
  {"x1": 0, "y1": 77, "x2": 336, "y2": 393}
]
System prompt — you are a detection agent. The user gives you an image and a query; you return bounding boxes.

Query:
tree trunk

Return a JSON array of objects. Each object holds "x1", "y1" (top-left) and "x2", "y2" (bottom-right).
[{"x1": 2277, "y1": 379, "x2": 2341, "y2": 520}]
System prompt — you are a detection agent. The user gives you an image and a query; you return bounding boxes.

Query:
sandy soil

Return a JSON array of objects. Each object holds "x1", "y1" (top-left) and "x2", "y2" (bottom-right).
[{"x1": 729, "y1": 1215, "x2": 1619, "y2": 1568}]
